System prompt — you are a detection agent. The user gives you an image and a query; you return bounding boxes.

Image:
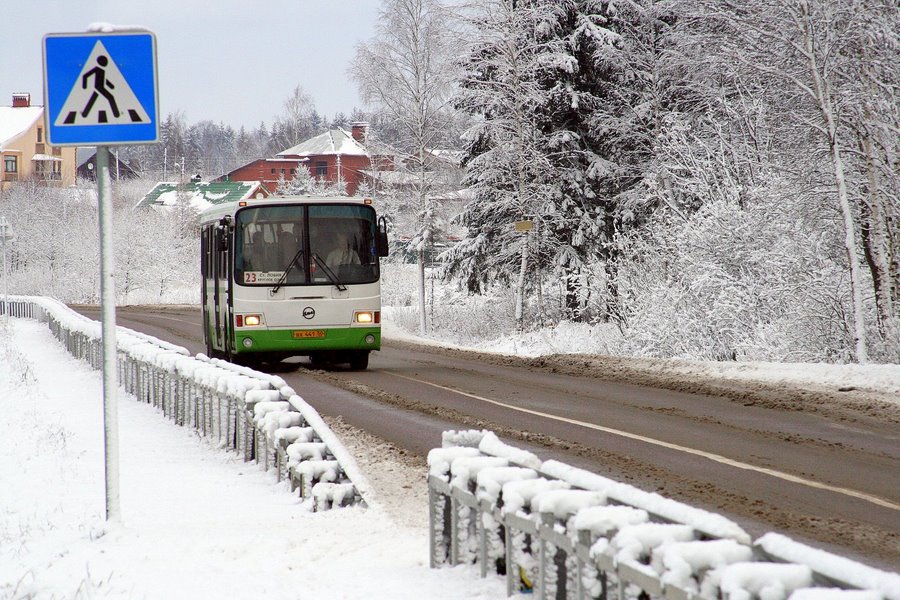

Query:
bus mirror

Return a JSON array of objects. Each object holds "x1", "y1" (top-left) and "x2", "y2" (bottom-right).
[
  {"x1": 216, "y1": 216, "x2": 232, "y2": 251},
  {"x1": 216, "y1": 227, "x2": 228, "y2": 251},
  {"x1": 376, "y1": 217, "x2": 389, "y2": 257}
]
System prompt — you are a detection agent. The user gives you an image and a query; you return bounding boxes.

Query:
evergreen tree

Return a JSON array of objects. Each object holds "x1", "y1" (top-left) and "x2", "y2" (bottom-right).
[{"x1": 449, "y1": 0, "x2": 624, "y2": 326}]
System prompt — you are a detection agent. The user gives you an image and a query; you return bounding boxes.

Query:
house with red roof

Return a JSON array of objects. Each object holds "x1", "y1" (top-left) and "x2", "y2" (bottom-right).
[{"x1": 219, "y1": 122, "x2": 397, "y2": 195}]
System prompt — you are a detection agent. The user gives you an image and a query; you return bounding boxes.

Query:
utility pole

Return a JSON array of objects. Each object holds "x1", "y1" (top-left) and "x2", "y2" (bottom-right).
[{"x1": 0, "y1": 216, "x2": 13, "y2": 319}]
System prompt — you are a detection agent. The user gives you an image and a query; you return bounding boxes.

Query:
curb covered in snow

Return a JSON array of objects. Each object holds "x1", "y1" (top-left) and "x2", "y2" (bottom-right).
[
  {"x1": 2, "y1": 296, "x2": 372, "y2": 510},
  {"x1": 428, "y1": 430, "x2": 900, "y2": 599}
]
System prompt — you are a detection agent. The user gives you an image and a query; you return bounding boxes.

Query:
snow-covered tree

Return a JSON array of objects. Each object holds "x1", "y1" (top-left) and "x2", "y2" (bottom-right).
[
  {"x1": 351, "y1": 0, "x2": 459, "y2": 335},
  {"x1": 271, "y1": 86, "x2": 323, "y2": 152},
  {"x1": 691, "y1": 0, "x2": 900, "y2": 362},
  {"x1": 528, "y1": 0, "x2": 632, "y2": 322},
  {"x1": 449, "y1": 0, "x2": 631, "y2": 327},
  {"x1": 448, "y1": 0, "x2": 555, "y2": 328},
  {"x1": 275, "y1": 166, "x2": 319, "y2": 196}
]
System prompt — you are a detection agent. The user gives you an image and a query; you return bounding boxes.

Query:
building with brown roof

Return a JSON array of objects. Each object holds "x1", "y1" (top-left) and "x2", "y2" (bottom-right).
[{"x1": 219, "y1": 122, "x2": 396, "y2": 195}]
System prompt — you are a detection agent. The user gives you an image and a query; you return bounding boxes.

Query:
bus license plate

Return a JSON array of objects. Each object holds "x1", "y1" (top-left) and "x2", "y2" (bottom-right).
[{"x1": 293, "y1": 330, "x2": 325, "y2": 339}]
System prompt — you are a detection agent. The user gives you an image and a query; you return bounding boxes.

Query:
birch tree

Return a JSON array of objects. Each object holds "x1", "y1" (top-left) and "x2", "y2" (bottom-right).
[
  {"x1": 271, "y1": 85, "x2": 322, "y2": 152},
  {"x1": 351, "y1": 0, "x2": 458, "y2": 335},
  {"x1": 697, "y1": 0, "x2": 895, "y2": 363}
]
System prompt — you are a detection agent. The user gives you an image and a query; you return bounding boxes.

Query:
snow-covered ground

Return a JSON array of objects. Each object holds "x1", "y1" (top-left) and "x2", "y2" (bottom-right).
[
  {"x1": 3, "y1": 311, "x2": 899, "y2": 599},
  {"x1": 0, "y1": 318, "x2": 505, "y2": 600}
]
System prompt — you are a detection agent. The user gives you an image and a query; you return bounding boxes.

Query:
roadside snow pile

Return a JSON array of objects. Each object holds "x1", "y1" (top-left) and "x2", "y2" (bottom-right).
[{"x1": 383, "y1": 311, "x2": 900, "y2": 409}]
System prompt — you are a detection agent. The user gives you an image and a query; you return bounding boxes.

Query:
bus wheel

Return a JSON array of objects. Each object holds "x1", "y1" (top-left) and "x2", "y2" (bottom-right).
[
  {"x1": 309, "y1": 353, "x2": 328, "y2": 369},
  {"x1": 234, "y1": 354, "x2": 260, "y2": 369},
  {"x1": 349, "y1": 351, "x2": 369, "y2": 371}
]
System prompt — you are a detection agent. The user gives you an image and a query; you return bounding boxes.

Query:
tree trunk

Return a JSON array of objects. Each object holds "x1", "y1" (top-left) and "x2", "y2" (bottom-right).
[
  {"x1": 861, "y1": 133, "x2": 894, "y2": 336},
  {"x1": 515, "y1": 230, "x2": 528, "y2": 332},
  {"x1": 823, "y1": 107, "x2": 868, "y2": 363},
  {"x1": 564, "y1": 271, "x2": 580, "y2": 321},
  {"x1": 801, "y1": 6, "x2": 868, "y2": 363},
  {"x1": 859, "y1": 65, "x2": 898, "y2": 357},
  {"x1": 417, "y1": 249, "x2": 427, "y2": 336}
]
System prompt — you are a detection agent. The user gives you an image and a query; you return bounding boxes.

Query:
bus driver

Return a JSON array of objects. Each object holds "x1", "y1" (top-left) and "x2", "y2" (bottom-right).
[{"x1": 325, "y1": 232, "x2": 360, "y2": 270}]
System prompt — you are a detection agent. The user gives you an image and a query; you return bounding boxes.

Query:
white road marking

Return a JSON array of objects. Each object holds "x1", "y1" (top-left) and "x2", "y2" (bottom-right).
[
  {"x1": 388, "y1": 371, "x2": 899, "y2": 511},
  {"x1": 138, "y1": 314, "x2": 198, "y2": 327},
  {"x1": 84, "y1": 310, "x2": 197, "y2": 328}
]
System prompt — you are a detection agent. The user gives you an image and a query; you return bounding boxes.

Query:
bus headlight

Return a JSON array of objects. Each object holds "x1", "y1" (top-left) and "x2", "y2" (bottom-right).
[
  {"x1": 242, "y1": 337, "x2": 253, "y2": 348},
  {"x1": 365, "y1": 334, "x2": 376, "y2": 345},
  {"x1": 244, "y1": 314, "x2": 261, "y2": 326},
  {"x1": 354, "y1": 311, "x2": 380, "y2": 324}
]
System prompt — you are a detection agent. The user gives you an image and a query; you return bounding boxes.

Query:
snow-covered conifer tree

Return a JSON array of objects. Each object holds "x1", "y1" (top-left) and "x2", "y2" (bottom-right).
[
  {"x1": 450, "y1": 0, "x2": 631, "y2": 327},
  {"x1": 276, "y1": 166, "x2": 318, "y2": 196}
]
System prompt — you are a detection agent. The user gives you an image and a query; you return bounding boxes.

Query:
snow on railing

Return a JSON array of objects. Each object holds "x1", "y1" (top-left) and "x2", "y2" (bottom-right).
[
  {"x1": 4, "y1": 296, "x2": 371, "y2": 510},
  {"x1": 428, "y1": 430, "x2": 900, "y2": 600}
]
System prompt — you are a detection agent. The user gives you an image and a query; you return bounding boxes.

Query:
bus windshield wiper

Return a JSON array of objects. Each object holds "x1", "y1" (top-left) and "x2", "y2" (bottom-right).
[
  {"x1": 311, "y1": 253, "x2": 347, "y2": 292},
  {"x1": 270, "y1": 248, "x2": 304, "y2": 295}
]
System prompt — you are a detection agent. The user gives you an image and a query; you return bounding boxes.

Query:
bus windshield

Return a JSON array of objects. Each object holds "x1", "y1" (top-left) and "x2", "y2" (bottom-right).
[{"x1": 235, "y1": 204, "x2": 379, "y2": 287}]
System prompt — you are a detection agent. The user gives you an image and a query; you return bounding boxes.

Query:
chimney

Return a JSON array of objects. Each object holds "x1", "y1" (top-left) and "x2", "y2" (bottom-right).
[
  {"x1": 351, "y1": 121, "x2": 368, "y2": 143},
  {"x1": 12, "y1": 93, "x2": 31, "y2": 108}
]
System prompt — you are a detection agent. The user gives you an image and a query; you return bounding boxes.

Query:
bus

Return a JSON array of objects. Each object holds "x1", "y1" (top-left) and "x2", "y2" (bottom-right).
[{"x1": 199, "y1": 195, "x2": 389, "y2": 370}]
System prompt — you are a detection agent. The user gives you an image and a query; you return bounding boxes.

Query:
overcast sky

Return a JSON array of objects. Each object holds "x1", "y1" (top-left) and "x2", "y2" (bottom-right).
[{"x1": 1, "y1": 0, "x2": 382, "y2": 130}]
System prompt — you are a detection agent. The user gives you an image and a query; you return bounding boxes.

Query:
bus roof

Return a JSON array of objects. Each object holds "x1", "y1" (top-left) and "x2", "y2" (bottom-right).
[{"x1": 197, "y1": 195, "x2": 377, "y2": 225}]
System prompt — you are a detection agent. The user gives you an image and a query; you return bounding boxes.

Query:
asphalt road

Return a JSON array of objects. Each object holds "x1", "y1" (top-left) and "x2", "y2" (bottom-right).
[{"x1": 69, "y1": 304, "x2": 900, "y2": 570}]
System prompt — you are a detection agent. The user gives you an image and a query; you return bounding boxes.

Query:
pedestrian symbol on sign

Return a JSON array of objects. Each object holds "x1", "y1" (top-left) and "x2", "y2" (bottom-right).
[
  {"x1": 81, "y1": 55, "x2": 120, "y2": 119},
  {"x1": 55, "y1": 40, "x2": 150, "y2": 126}
]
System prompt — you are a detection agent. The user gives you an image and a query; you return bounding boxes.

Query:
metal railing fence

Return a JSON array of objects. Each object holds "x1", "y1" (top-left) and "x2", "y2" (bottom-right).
[
  {"x1": 4, "y1": 296, "x2": 371, "y2": 510},
  {"x1": 428, "y1": 430, "x2": 900, "y2": 600}
]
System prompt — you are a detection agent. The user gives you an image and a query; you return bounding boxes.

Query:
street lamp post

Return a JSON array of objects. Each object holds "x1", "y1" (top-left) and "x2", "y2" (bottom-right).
[{"x1": 0, "y1": 216, "x2": 13, "y2": 319}]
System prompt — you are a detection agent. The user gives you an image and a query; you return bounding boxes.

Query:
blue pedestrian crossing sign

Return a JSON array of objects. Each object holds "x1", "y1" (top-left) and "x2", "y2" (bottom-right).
[{"x1": 43, "y1": 31, "x2": 159, "y2": 146}]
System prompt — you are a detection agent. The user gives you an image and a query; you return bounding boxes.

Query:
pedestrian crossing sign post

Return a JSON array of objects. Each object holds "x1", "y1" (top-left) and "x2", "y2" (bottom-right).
[
  {"x1": 43, "y1": 31, "x2": 159, "y2": 146},
  {"x1": 42, "y1": 28, "x2": 160, "y2": 524}
]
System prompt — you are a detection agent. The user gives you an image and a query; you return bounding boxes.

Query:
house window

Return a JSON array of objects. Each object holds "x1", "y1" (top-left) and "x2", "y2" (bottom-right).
[
  {"x1": 290, "y1": 169, "x2": 296, "y2": 175},
  {"x1": 315, "y1": 161, "x2": 327, "y2": 178},
  {"x1": 37, "y1": 127, "x2": 43, "y2": 143},
  {"x1": 271, "y1": 168, "x2": 276, "y2": 174},
  {"x1": 4, "y1": 156, "x2": 17, "y2": 173}
]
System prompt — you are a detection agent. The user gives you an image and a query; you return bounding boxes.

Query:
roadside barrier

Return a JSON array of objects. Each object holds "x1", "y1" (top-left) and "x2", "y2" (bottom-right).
[
  {"x1": 428, "y1": 430, "x2": 900, "y2": 599},
  {"x1": 3, "y1": 296, "x2": 371, "y2": 510}
]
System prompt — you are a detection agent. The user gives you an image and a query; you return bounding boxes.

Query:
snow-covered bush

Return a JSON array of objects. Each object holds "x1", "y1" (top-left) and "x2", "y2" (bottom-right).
[
  {"x1": 614, "y1": 182, "x2": 864, "y2": 362},
  {"x1": 0, "y1": 320, "x2": 35, "y2": 385},
  {"x1": 0, "y1": 178, "x2": 199, "y2": 304}
]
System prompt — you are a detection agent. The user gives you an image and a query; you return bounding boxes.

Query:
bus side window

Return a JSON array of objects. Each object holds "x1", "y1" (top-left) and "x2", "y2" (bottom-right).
[{"x1": 200, "y1": 228, "x2": 207, "y2": 278}]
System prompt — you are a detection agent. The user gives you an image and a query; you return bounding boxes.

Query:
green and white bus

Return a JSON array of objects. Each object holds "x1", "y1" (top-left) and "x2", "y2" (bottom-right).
[{"x1": 199, "y1": 195, "x2": 389, "y2": 370}]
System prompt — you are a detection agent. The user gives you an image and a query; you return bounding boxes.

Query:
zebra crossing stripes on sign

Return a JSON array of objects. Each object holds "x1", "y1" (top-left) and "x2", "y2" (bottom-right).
[{"x1": 43, "y1": 31, "x2": 159, "y2": 146}]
